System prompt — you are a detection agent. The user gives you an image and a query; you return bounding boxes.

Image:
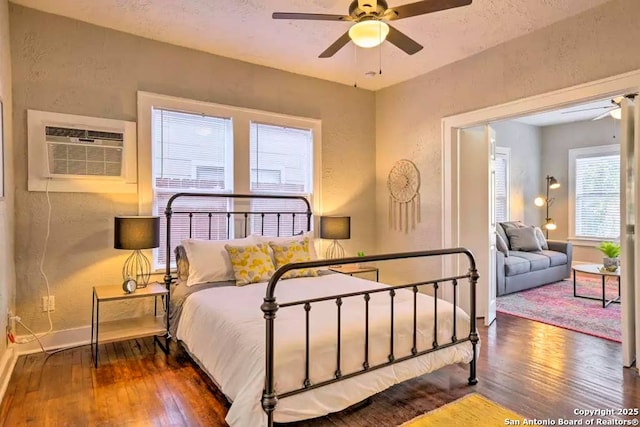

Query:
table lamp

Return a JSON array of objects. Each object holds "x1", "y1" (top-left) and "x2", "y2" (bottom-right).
[
  {"x1": 319, "y1": 216, "x2": 350, "y2": 259},
  {"x1": 114, "y1": 216, "x2": 160, "y2": 288}
]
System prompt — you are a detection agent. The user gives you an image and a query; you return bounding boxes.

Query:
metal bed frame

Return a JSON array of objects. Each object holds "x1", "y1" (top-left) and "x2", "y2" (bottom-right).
[{"x1": 162, "y1": 193, "x2": 478, "y2": 427}]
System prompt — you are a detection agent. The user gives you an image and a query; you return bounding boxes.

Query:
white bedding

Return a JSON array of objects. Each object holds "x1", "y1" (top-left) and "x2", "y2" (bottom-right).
[{"x1": 176, "y1": 273, "x2": 475, "y2": 427}]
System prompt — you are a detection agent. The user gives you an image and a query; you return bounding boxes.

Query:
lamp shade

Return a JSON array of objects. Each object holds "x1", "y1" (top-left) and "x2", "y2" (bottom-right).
[
  {"x1": 114, "y1": 216, "x2": 160, "y2": 250},
  {"x1": 319, "y1": 216, "x2": 351, "y2": 240},
  {"x1": 548, "y1": 176, "x2": 560, "y2": 189},
  {"x1": 349, "y1": 20, "x2": 389, "y2": 48}
]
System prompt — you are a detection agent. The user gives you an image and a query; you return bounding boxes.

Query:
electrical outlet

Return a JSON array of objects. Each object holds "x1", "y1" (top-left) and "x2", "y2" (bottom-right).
[{"x1": 42, "y1": 296, "x2": 55, "y2": 312}]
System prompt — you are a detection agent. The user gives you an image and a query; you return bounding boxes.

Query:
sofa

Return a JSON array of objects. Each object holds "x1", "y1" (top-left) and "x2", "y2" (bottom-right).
[{"x1": 496, "y1": 221, "x2": 573, "y2": 296}]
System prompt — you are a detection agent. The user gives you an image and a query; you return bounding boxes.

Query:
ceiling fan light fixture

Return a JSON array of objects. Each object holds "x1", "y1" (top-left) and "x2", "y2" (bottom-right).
[
  {"x1": 348, "y1": 20, "x2": 389, "y2": 48},
  {"x1": 610, "y1": 108, "x2": 622, "y2": 120}
]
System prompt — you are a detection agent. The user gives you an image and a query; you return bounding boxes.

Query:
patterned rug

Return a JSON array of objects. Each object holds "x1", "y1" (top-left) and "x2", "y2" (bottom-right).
[
  {"x1": 496, "y1": 276, "x2": 621, "y2": 342},
  {"x1": 399, "y1": 393, "x2": 524, "y2": 426}
]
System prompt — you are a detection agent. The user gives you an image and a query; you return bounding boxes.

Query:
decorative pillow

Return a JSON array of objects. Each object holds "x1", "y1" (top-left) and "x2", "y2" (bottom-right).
[
  {"x1": 496, "y1": 233, "x2": 509, "y2": 257},
  {"x1": 253, "y1": 231, "x2": 319, "y2": 261},
  {"x1": 224, "y1": 243, "x2": 276, "y2": 286},
  {"x1": 534, "y1": 227, "x2": 549, "y2": 250},
  {"x1": 174, "y1": 245, "x2": 190, "y2": 282},
  {"x1": 506, "y1": 226, "x2": 541, "y2": 252},
  {"x1": 269, "y1": 237, "x2": 319, "y2": 280},
  {"x1": 182, "y1": 236, "x2": 255, "y2": 287}
]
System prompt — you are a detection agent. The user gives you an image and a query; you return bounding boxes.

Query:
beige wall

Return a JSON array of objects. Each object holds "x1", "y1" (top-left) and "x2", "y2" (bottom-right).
[
  {"x1": 493, "y1": 121, "x2": 543, "y2": 226},
  {"x1": 0, "y1": 0, "x2": 15, "y2": 357},
  {"x1": 375, "y1": 0, "x2": 640, "y2": 278},
  {"x1": 10, "y1": 5, "x2": 376, "y2": 333},
  {"x1": 541, "y1": 117, "x2": 619, "y2": 263}
]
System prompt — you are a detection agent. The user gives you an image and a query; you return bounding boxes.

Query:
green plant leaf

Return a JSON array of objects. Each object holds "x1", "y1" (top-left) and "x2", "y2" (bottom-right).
[{"x1": 597, "y1": 241, "x2": 620, "y2": 258}]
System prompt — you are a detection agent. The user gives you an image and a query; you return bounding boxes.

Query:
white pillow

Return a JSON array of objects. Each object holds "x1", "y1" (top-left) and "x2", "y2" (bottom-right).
[
  {"x1": 252, "y1": 231, "x2": 319, "y2": 260},
  {"x1": 182, "y1": 236, "x2": 256, "y2": 286}
]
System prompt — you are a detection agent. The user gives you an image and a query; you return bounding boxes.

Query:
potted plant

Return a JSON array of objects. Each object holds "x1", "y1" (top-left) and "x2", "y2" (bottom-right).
[{"x1": 597, "y1": 241, "x2": 620, "y2": 272}]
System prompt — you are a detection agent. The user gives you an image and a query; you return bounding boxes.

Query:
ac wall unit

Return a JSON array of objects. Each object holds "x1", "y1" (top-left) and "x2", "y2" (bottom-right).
[{"x1": 28, "y1": 110, "x2": 137, "y2": 193}]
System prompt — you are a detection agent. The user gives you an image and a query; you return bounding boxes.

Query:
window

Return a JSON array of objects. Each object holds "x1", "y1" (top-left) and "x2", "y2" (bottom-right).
[
  {"x1": 569, "y1": 145, "x2": 620, "y2": 240},
  {"x1": 138, "y1": 92, "x2": 321, "y2": 269},
  {"x1": 151, "y1": 109, "x2": 234, "y2": 264},
  {"x1": 494, "y1": 147, "x2": 510, "y2": 223},
  {"x1": 250, "y1": 122, "x2": 313, "y2": 236}
]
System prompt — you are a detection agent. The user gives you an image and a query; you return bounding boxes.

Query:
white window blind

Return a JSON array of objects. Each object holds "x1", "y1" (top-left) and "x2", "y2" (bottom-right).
[
  {"x1": 152, "y1": 108, "x2": 234, "y2": 266},
  {"x1": 574, "y1": 150, "x2": 620, "y2": 239},
  {"x1": 494, "y1": 150, "x2": 509, "y2": 223},
  {"x1": 249, "y1": 122, "x2": 313, "y2": 236}
]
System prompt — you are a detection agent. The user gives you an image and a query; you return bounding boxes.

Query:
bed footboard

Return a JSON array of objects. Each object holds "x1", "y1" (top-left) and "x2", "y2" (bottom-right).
[{"x1": 261, "y1": 248, "x2": 479, "y2": 427}]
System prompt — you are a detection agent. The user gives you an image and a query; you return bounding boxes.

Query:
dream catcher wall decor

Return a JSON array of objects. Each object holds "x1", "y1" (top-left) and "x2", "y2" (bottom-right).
[{"x1": 387, "y1": 159, "x2": 421, "y2": 233}]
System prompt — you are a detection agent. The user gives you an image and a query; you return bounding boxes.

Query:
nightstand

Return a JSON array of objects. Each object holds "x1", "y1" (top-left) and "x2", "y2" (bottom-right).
[
  {"x1": 329, "y1": 264, "x2": 379, "y2": 282},
  {"x1": 91, "y1": 282, "x2": 169, "y2": 367}
]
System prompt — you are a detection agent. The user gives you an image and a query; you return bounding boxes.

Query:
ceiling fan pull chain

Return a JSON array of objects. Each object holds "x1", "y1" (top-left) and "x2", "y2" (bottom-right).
[
  {"x1": 379, "y1": 34, "x2": 383, "y2": 75},
  {"x1": 353, "y1": 45, "x2": 359, "y2": 88}
]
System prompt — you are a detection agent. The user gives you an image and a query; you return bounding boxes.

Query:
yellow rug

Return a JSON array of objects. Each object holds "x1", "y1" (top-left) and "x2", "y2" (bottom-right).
[{"x1": 400, "y1": 393, "x2": 525, "y2": 426}]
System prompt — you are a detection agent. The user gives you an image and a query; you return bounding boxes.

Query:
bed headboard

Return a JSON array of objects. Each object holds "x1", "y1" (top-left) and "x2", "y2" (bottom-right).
[{"x1": 162, "y1": 192, "x2": 312, "y2": 284}]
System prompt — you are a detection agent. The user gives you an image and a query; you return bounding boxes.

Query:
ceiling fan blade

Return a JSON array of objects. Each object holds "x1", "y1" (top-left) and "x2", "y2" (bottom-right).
[
  {"x1": 385, "y1": 0, "x2": 472, "y2": 21},
  {"x1": 561, "y1": 106, "x2": 613, "y2": 114},
  {"x1": 272, "y1": 12, "x2": 352, "y2": 21},
  {"x1": 386, "y1": 25, "x2": 423, "y2": 55},
  {"x1": 592, "y1": 110, "x2": 613, "y2": 121},
  {"x1": 319, "y1": 31, "x2": 352, "y2": 58}
]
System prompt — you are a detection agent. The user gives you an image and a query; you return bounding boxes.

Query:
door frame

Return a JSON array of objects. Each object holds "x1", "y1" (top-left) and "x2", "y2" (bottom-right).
[{"x1": 441, "y1": 69, "x2": 640, "y2": 364}]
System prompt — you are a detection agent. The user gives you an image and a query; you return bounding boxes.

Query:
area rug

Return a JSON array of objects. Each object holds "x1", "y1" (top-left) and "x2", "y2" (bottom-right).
[
  {"x1": 496, "y1": 277, "x2": 621, "y2": 342},
  {"x1": 399, "y1": 393, "x2": 524, "y2": 426}
]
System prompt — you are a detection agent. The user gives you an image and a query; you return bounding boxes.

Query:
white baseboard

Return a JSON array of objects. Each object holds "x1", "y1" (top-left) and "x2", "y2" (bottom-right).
[
  {"x1": 12, "y1": 317, "x2": 166, "y2": 355},
  {"x1": 0, "y1": 346, "x2": 17, "y2": 404},
  {"x1": 12, "y1": 325, "x2": 92, "y2": 355}
]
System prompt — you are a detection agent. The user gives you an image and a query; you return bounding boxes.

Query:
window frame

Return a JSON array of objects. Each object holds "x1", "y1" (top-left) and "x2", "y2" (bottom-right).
[
  {"x1": 568, "y1": 143, "x2": 620, "y2": 243},
  {"x1": 494, "y1": 146, "x2": 510, "y2": 223},
  {"x1": 137, "y1": 92, "x2": 322, "y2": 270}
]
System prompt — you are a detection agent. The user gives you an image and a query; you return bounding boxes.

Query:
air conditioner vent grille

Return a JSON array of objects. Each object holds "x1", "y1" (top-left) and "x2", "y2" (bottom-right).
[{"x1": 45, "y1": 126, "x2": 124, "y2": 142}]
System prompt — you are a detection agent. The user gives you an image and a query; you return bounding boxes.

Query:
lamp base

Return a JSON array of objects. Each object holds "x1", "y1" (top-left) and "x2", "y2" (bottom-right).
[
  {"x1": 123, "y1": 249, "x2": 151, "y2": 288},
  {"x1": 326, "y1": 240, "x2": 345, "y2": 259}
]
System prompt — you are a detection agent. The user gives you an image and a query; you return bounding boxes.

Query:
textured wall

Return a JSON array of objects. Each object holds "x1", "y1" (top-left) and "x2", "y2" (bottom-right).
[
  {"x1": 493, "y1": 121, "x2": 542, "y2": 226},
  {"x1": 0, "y1": 0, "x2": 15, "y2": 357},
  {"x1": 10, "y1": 5, "x2": 375, "y2": 332},
  {"x1": 541, "y1": 117, "x2": 619, "y2": 263},
  {"x1": 376, "y1": 0, "x2": 640, "y2": 281}
]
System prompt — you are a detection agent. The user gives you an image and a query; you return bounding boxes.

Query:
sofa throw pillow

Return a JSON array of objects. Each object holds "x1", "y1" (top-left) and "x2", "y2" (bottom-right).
[
  {"x1": 269, "y1": 237, "x2": 318, "y2": 280},
  {"x1": 506, "y1": 226, "x2": 541, "y2": 252},
  {"x1": 534, "y1": 227, "x2": 549, "y2": 250},
  {"x1": 224, "y1": 243, "x2": 276, "y2": 286},
  {"x1": 496, "y1": 233, "x2": 509, "y2": 257}
]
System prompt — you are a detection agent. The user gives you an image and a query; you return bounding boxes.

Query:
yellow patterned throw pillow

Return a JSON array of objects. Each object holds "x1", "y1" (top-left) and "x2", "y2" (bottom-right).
[
  {"x1": 269, "y1": 237, "x2": 319, "y2": 280},
  {"x1": 224, "y1": 243, "x2": 275, "y2": 286}
]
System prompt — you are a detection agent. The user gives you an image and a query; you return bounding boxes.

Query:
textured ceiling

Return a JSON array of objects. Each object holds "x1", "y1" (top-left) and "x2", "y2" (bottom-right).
[{"x1": 10, "y1": 0, "x2": 612, "y2": 90}]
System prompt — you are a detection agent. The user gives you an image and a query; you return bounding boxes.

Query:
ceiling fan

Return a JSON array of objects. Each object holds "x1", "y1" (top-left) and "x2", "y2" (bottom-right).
[
  {"x1": 272, "y1": 0, "x2": 473, "y2": 58},
  {"x1": 561, "y1": 96, "x2": 625, "y2": 121}
]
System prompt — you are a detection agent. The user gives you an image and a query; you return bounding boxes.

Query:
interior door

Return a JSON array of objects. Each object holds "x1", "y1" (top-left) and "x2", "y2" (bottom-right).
[
  {"x1": 459, "y1": 126, "x2": 497, "y2": 325},
  {"x1": 620, "y1": 96, "x2": 639, "y2": 369}
]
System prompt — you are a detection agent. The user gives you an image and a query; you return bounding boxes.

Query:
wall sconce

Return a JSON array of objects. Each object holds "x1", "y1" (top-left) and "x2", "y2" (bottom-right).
[
  {"x1": 535, "y1": 175, "x2": 560, "y2": 238},
  {"x1": 114, "y1": 216, "x2": 160, "y2": 287},
  {"x1": 319, "y1": 216, "x2": 351, "y2": 259}
]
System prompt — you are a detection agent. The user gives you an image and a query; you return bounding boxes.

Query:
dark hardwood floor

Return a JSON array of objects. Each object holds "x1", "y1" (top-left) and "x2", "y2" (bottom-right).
[{"x1": 1, "y1": 312, "x2": 638, "y2": 426}]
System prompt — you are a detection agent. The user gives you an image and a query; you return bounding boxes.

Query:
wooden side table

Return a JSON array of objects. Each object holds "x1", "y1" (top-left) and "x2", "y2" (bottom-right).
[
  {"x1": 329, "y1": 264, "x2": 379, "y2": 282},
  {"x1": 91, "y1": 282, "x2": 169, "y2": 367}
]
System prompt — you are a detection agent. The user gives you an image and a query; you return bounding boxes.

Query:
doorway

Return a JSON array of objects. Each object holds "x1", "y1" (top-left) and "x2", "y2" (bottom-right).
[{"x1": 442, "y1": 70, "x2": 640, "y2": 368}]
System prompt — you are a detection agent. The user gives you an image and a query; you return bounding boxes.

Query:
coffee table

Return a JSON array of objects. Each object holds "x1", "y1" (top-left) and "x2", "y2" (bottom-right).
[{"x1": 572, "y1": 264, "x2": 620, "y2": 308}]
